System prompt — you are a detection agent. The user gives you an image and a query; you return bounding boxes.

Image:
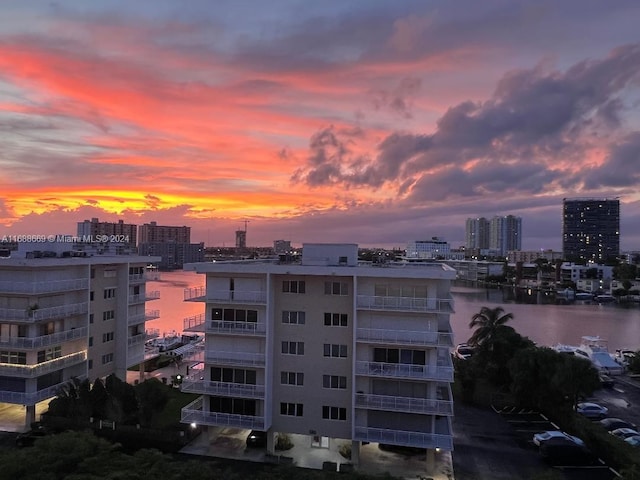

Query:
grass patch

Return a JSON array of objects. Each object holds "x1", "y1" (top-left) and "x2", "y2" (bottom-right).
[{"x1": 153, "y1": 386, "x2": 199, "y2": 429}]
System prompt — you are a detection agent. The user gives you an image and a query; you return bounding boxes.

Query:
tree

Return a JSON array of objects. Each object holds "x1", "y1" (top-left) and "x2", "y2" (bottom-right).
[
  {"x1": 509, "y1": 347, "x2": 565, "y2": 410},
  {"x1": 135, "y1": 378, "x2": 169, "y2": 427},
  {"x1": 551, "y1": 354, "x2": 600, "y2": 410},
  {"x1": 468, "y1": 306, "x2": 515, "y2": 348}
]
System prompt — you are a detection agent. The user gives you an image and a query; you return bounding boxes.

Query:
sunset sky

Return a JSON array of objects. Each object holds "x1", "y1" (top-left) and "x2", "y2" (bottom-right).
[{"x1": 1, "y1": 0, "x2": 640, "y2": 250}]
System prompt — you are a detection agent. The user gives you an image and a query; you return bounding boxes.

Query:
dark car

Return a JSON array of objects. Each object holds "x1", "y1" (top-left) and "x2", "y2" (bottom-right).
[
  {"x1": 599, "y1": 373, "x2": 615, "y2": 388},
  {"x1": 15, "y1": 429, "x2": 48, "y2": 448},
  {"x1": 539, "y1": 438, "x2": 596, "y2": 466},
  {"x1": 246, "y1": 430, "x2": 267, "y2": 448},
  {"x1": 599, "y1": 418, "x2": 637, "y2": 432}
]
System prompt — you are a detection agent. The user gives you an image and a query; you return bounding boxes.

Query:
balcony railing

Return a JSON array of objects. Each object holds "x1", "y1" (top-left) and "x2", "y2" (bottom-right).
[
  {"x1": 208, "y1": 321, "x2": 266, "y2": 336},
  {"x1": 0, "y1": 375, "x2": 88, "y2": 405},
  {"x1": 183, "y1": 313, "x2": 206, "y2": 332},
  {"x1": 0, "y1": 278, "x2": 89, "y2": 295},
  {"x1": 355, "y1": 393, "x2": 453, "y2": 416},
  {"x1": 181, "y1": 376, "x2": 265, "y2": 399},
  {"x1": 181, "y1": 396, "x2": 265, "y2": 430},
  {"x1": 0, "y1": 326, "x2": 88, "y2": 349},
  {"x1": 129, "y1": 272, "x2": 157, "y2": 284},
  {"x1": 0, "y1": 302, "x2": 89, "y2": 323},
  {"x1": 127, "y1": 310, "x2": 161, "y2": 325},
  {"x1": 356, "y1": 295, "x2": 454, "y2": 313},
  {"x1": 128, "y1": 291, "x2": 160, "y2": 304},
  {"x1": 0, "y1": 351, "x2": 87, "y2": 377},
  {"x1": 184, "y1": 287, "x2": 266, "y2": 304},
  {"x1": 128, "y1": 333, "x2": 146, "y2": 346},
  {"x1": 146, "y1": 329, "x2": 160, "y2": 340},
  {"x1": 205, "y1": 351, "x2": 266, "y2": 367},
  {"x1": 355, "y1": 361, "x2": 454, "y2": 382},
  {"x1": 353, "y1": 426, "x2": 453, "y2": 450},
  {"x1": 356, "y1": 328, "x2": 453, "y2": 347}
]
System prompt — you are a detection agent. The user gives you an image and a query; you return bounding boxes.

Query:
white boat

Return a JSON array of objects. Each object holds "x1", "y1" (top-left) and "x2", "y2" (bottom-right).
[
  {"x1": 594, "y1": 294, "x2": 616, "y2": 303},
  {"x1": 575, "y1": 292, "x2": 594, "y2": 301},
  {"x1": 577, "y1": 336, "x2": 624, "y2": 375}
]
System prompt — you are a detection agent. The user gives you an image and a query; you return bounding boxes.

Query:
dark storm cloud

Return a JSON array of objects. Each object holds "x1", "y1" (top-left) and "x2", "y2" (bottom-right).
[{"x1": 293, "y1": 44, "x2": 640, "y2": 200}]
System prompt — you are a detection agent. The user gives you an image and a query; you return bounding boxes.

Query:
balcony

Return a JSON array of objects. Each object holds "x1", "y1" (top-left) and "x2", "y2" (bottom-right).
[
  {"x1": 128, "y1": 333, "x2": 146, "y2": 346},
  {"x1": 205, "y1": 351, "x2": 265, "y2": 367},
  {"x1": 0, "y1": 351, "x2": 87, "y2": 378},
  {"x1": 184, "y1": 287, "x2": 267, "y2": 304},
  {"x1": 146, "y1": 329, "x2": 160, "y2": 340},
  {"x1": 127, "y1": 310, "x2": 161, "y2": 325},
  {"x1": 0, "y1": 278, "x2": 89, "y2": 295},
  {"x1": 208, "y1": 321, "x2": 266, "y2": 336},
  {"x1": 128, "y1": 291, "x2": 160, "y2": 304},
  {"x1": 181, "y1": 397, "x2": 265, "y2": 430},
  {"x1": 129, "y1": 272, "x2": 157, "y2": 284},
  {"x1": 356, "y1": 328, "x2": 453, "y2": 348},
  {"x1": 353, "y1": 426, "x2": 453, "y2": 450},
  {"x1": 0, "y1": 302, "x2": 89, "y2": 323},
  {"x1": 183, "y1": 313, "x2": 206, "y2": 332},
  {"x1": 356, "y1": 295, "x2": 454, "y2": 313},
  {"x1": 355, "y1": 361, "x2": 454, "y2": 382},
  {"x1": 355, "y1": 393, "x2": 454, "y2": 416},
  {"x1": 0, "y1": 375, "x2": 88, "y2": 405},
  {"x1": 0, "y1": 326, "x2": 88, "y2": 349},
  {"x1": 181, "y1": 376, "x2": 265, "y2": 399}
]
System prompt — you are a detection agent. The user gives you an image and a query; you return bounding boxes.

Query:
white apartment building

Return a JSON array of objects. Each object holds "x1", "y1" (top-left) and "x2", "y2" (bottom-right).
[
  {"x1": 0, "y1": 242, "x2": 160, "y2": 427},
  {"x1": 181, "y1": 243, "x2": 456, "y2": 471}
]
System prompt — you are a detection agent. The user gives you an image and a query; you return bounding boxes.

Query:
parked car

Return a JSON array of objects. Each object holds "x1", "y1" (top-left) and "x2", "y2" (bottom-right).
[
  {"x1": 624, "y1": 436, "x2": 640, "y2": 447},
  {"x1": 246, "y1": 430, "x2": 267, "y2": 448},
  {"x1": 539, "y1": 438, "x2": 596, "y2": 466},
  {"x1": 576, "y1": 402, "x2": 608, "y2": 419},
  {"x1": 610, "y1": 428, "x2": 640, "y2": 440},
  {"x1": 15, "y1": 428, "x2": 48, "y2": 448},
  {"x1": 599, "y1": 373, "x2": 615, "y2": 388},
  {"x1": 599, "y1": 418, "x2": 637, "y2": 432},
  {"x1": 453, "y1": 343, "x2": 475, "y2": 360},
  {"x1": 533, "y1": 431, "x2": 585, "y2": 447}
]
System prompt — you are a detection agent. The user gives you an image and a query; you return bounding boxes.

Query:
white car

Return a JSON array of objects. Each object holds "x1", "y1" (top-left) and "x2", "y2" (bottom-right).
[
  {"x1": 576, "y1": 402, "x2": 608, "y2": 419},
  {"x1": 533, "y1": 431, "x2": 585, "y2": 447}
]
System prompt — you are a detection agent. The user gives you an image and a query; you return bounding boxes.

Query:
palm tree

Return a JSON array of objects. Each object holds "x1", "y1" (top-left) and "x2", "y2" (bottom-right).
[{"x1": 468, "y1": 306, "x2": 514, "y2": 348}]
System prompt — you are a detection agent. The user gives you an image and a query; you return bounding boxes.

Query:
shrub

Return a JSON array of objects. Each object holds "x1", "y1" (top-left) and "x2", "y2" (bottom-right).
[
  {"x1": 338, "y1": 443, "x2": 351, "y2": 460},
  {"x1": 275, "y1": 433, "x2": 293, "y2": 451}
]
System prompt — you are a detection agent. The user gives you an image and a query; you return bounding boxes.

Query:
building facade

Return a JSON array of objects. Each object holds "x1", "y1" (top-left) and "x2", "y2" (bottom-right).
[
  {"x1": 77, "y1": 218, "x2": 138, "y2": 248},
  {"x1": 180, "y1": 243, "x2": 456, "y2": 471},
  {"x1": 465, "y1": 218, "x2": 490, "y2": 250},
  {"x1": 406, "y1": 238, "x2": 452, "y2": 259},
  {"x1": 138, "y1": 221, "x2": 191, "y2": 244},
  {"x1": 138, "y1": 242, "x2": 205, "y2": 270},
  {"x1": 489, "y1": 215, "x2": 522, "y2": 257},
  {"x1": 562, "y1": 198, "x2": 620, "y2": 262},
  {"x1": 0, "y1": 242, "x2": 160, "y2": 427}
]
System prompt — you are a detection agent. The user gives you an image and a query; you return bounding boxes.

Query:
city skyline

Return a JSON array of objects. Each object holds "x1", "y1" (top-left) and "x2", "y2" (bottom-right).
[{"x1": 1, "y1": 1, "x2": 640, "y2": 250}]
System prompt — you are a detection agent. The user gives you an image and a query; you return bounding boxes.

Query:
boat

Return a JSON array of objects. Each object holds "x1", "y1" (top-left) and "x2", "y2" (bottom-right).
[
  {"x1": 577, "y1": 336, "x2": 624, "y2": 375},
  {"x1": 575, "y1": 292, "x2": 594, "y2": 301},
  {"x1": 594, "y1": 294, "x2": 616, "y2": 303},
  {"x1": 147, "y1": 331, "x2": 182, "y2": 352}
]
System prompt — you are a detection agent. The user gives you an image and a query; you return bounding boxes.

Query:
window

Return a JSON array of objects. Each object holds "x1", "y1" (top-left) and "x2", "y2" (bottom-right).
[
  {"x1": 101, "y1": 353, "x2": 114, "y2": 365},
  {"x1": 281, "y1": 341, "x2": 304, "y2": 355},
  {"x1": 373, "y1": 348, "x2": 426, "y2": 365},
  {"x1": 102, "y1": 332, "x2": 114, "y2": 343},
  {"x1": 88, "y1": 359, "x2": 93, "y2": 370},
  {"x1": 89, "y1": 314, "x2": 94, "y2": 324},
  {"x1": 37, "y1": 346, "x2": 62, "y2": 363},
  {"x1": 324, "y1": 281, "x2": 348, "y2": 296},
  {"x1": 89, "y1": 337, "x2": 93, "y2": 347},
  {"x1": 282, "y1": 280, "x2": 305, "y2": 294},
  {"x1": 210, "y1": 367, "x2": 256, "y2": 385},
  {"x1": 324, "y1": 313, "x2": 348, "y2": 327},
  {"x1": 90, "y1": 291, "x2": 94, "y2": 301},
  {"x1": 90, "y1": 268, "x2": 95, "y2": 279},
  {"x1": 322, "y1": 375, "x2": 347, "y2": 389},
  {"x1": 104, "y1": 269, "x2": 117, "y2": 278},
  {"x1": 322, "y1": 406, "x2": 347, "y2": 421},
  {"x1": 104, "y1": 288, "x2": 116, "y2": 299},
  {"x1": 0, "y1": 351, "x2": 27, "y2": 365},
  {"x1": 210, "y1": 396, "x2": 256, "y2": 416},
  {"x1": 102, "y1": 310, "x2": 115, "y2": 321},
  {"x1": 212, "y1": 308, "x2": 258, "y2": 323},
  {"x1": 282, "y1": 311, "x2": 306, "y2": 325},
  {"x1": 280, "y1": 371, "x2": 304, "y2": 386},
  {"x1": 280, "y1": 402, "x2": 304, "y2": 417},
  {"x1": 323, "y1": 344, "x2": 347, "y2": 358}
]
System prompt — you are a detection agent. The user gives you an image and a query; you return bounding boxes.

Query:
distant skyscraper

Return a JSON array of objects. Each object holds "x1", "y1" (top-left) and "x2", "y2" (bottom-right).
[
  {"x1": 235, "y1": 230, "x2": 247, "y2": 249},
  {"x1": 138, "y1": 221, "x2": 190, "y2": 244},
  {"x1": 489, "y1": 215, "x2": 522, "y2": 256},
  {"x1": 465, "y1": 218, "x2": 490, "y2": 250},
  {"x1": 77, "y1": 218, "x2": 137, "y2": 247},
  {"x1": 562, "y1": 198, "x2": 620, "y2": 262}
]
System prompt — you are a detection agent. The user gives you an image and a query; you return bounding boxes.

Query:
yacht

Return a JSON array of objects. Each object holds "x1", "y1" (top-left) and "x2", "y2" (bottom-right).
[{"x1": 578, "y1": 336, "x2": 624, "y2": 375}]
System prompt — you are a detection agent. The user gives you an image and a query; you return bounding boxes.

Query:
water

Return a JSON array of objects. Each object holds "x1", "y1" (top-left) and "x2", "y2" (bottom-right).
[{"x1": 150, "y1": 271, "x2": 640, "y2": 352}]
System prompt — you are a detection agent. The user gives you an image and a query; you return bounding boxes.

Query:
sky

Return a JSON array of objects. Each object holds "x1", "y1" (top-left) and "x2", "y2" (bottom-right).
[{"x1": 1, "y1": 0, "x2": 640, "y2": 250}]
